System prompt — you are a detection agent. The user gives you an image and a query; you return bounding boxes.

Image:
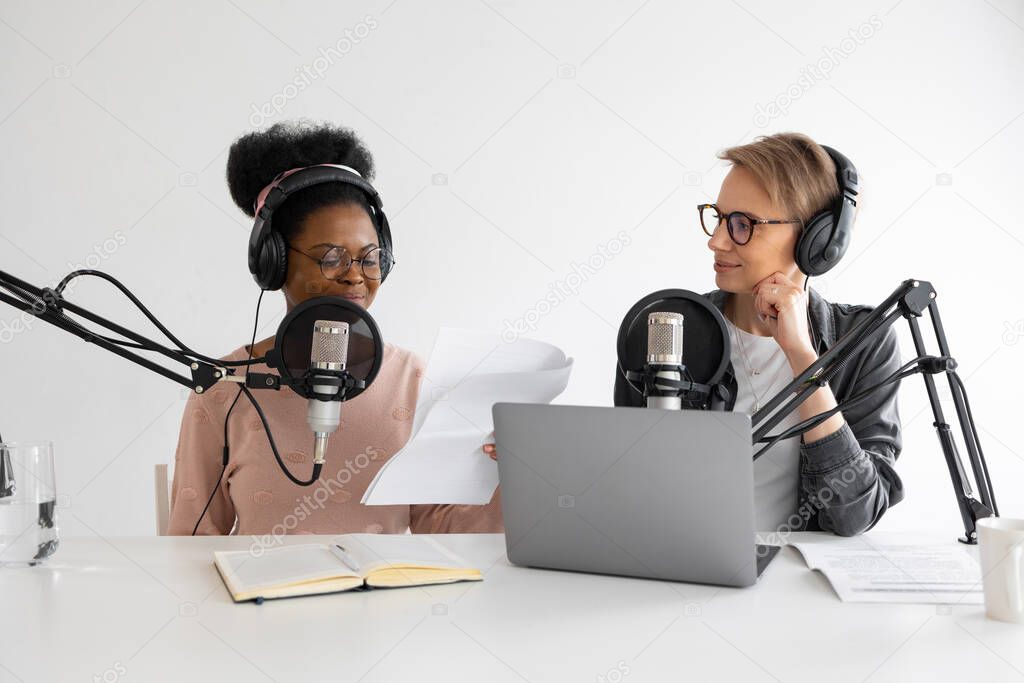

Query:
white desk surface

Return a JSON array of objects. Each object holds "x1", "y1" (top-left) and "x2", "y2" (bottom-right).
[{"x1": 1, "y1": 531, "x2": 1021, "y2": 683}]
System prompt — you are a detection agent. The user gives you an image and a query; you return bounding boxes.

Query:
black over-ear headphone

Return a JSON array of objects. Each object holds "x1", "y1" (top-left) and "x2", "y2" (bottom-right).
[
  {"x1": 793, "y1": 145, "x2": 859, "y2": 277},
  {"x1": 247, "y1": 164, "x2": 395, "y2": 291}
]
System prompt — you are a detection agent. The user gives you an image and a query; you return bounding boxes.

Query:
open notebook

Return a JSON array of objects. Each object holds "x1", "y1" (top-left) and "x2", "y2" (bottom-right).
[{"x1": 214, "y1": 533, "x2": 482, "y2": 603}]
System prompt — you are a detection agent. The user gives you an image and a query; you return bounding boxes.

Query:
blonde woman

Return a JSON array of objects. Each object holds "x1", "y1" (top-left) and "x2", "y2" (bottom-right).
[{"x1": 614, "y1": 132, "x2": 904, "y2": 536}]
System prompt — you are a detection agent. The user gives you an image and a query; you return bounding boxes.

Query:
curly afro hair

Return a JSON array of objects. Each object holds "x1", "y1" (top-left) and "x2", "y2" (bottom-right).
[{"x1": 226, "y1": 120, "x2": 377, "y2": 242}]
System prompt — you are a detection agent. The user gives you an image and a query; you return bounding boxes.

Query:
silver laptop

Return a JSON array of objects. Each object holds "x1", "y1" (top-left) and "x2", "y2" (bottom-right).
[{"x1": 492, "y1": 403, "x2": 780, "y2": 588}]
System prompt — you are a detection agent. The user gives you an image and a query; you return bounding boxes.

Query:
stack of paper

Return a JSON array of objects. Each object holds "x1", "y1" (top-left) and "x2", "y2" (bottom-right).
[{"x1": 361, "y1": 328, "x2": 573, "y2": 505}]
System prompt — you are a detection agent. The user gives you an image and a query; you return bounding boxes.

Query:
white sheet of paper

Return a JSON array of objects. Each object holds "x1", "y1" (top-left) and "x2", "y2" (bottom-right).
[
  {"x1": 361, "y1": 328, "x2": 573, "y2": 505},
  {"x1": 792, "y1": 539, "x2": 984, "y2": 604}
]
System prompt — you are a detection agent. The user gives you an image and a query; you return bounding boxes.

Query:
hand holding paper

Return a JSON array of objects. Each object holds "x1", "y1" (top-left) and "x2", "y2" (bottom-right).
[{"x1": 361, "y1": 328, "x2": 572, "y2": 505}]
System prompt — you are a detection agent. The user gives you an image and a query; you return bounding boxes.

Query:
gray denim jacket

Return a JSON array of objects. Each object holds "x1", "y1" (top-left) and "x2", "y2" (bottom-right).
[{"x1": 613, "y1": 286, "x2": 905, "y2": 536}]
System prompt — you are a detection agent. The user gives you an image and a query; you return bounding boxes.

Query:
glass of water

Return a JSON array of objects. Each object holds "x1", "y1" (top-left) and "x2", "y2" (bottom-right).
[{"x1": 0, "y1": 441, "x2": 59, "y2": 566}]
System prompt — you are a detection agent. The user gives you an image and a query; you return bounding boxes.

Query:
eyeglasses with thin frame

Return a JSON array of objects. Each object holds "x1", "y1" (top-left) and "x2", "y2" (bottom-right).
[
  {"x1": 288, "y1": 244, "x2": 394, "y2": 281},
  {"x1": 698, "y1": 203, "x2": 802, "y2": 245}
]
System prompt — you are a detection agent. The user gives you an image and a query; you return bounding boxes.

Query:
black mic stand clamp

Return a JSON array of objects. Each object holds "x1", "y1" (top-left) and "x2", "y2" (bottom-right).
[
  {"x1": 624, "y1": 364, "x2": 717, "y2": 408},
  {"x1": 295, "y1": 367, "x2": 366, "y2": 401}
]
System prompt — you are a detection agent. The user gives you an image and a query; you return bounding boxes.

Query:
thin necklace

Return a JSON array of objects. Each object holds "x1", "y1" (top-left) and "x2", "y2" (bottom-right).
[
  {"x1": 725, "y1": 291, "x2": 818, "y2": 413},
  {"x1": 728, "y1": 319, "x2": 786, "y2": 413}
]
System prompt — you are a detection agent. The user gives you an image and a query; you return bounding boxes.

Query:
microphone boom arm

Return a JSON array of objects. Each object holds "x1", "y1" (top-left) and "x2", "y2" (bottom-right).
[
  {"x1": 0, "y1": 268, "x2": 269, "y2": 393},
  {"x1": 0, "y1": 267, "x2": 375, "y2": 491},
  {"x1": 751, "y1": 278, "x2": 997, "y2": 544}
]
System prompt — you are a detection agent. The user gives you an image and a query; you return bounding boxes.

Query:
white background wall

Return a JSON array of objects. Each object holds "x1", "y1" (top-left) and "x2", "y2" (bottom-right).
[{"x1": 0, "y1": 0, "x2": 1021, "y2": 538}]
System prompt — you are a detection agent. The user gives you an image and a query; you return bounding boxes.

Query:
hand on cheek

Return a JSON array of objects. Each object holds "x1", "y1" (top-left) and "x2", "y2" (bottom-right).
[{"x1": 751, "y1": 272, "x2": 814, "y2": 359}]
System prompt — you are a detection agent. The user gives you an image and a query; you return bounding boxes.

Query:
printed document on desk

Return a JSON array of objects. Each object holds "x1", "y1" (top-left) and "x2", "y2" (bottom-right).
[
  {"x1": 792, "y1": 536, "x2": 984, "y2": 604},
  {"x1": 361, "y1": 327, "x2": 573, "y2": 505}
]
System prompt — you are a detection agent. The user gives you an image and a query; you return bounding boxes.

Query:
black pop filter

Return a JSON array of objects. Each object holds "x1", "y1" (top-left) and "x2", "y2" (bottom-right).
[
  {"x1": 265, "y1": 296, "x2": 383, "y2": 401},
  {"x1": 615, "y1": 288, "x2": 731, "y2": 409}
]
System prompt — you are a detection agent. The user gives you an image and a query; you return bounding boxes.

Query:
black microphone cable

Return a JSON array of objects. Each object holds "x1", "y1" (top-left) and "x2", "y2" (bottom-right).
[
  {"x1": 192, "y1": 289, "x2": 264, "y2": 536},
  {"x1": 752, "y1": 355, "x2": 945, "y2": 459},
  {"x1": 190, "y1": 288, "x2": 326, "y2": 534},
  {"x1": 756, "y1": 355, "x2": 927, "y2": 446},
  {"x1": 2, "y1": 268, "x2": 314, "y2": 531},
  {"x1": 53, "y1": 270, "x2": 264, "y2": 367},
  {"x1": 2, "y1": 269, "x2": 265, "y2": 367},
  {"x1": 240, "y1": 383, "x2": 322, "y2": 487}
]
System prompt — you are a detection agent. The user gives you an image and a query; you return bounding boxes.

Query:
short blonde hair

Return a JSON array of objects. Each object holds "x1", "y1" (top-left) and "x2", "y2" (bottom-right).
[{"x1": 718, "y1": 133, "x2": 839, "y2": 224}]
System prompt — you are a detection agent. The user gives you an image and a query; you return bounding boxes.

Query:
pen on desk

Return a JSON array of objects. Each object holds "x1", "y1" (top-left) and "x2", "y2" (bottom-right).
[{"x1": 331, "y1": 544, "x2": 361, "y2": 573}]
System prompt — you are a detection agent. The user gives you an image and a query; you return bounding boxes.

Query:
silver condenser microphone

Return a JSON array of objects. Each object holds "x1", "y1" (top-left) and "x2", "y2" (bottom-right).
[
  {"x1": 646, "y1": 312, "x2": 684, "y2": 410},
  {"x1": 308, "y1": 320, "x2": 350, "y2": 465}
]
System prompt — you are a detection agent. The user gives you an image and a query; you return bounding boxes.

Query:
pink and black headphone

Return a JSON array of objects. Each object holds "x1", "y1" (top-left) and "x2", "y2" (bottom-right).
[{"x1": 247, "y1": 163, "x2": 395, "y2": 290}]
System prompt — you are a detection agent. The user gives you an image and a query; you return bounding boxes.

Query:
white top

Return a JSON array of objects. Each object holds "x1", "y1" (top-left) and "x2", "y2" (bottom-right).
[
  {"x1": 2, "y1": 532, "x2": 1003, "y2": 682},
  {"x1": 725, "y1": 317, "x2": 803, "y2": 531}
]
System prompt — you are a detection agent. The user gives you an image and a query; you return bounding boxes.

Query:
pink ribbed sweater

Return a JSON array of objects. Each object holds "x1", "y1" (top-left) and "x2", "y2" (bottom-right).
[{"x1": 167, "y1": 343, "x2": 503, "y2": 535}]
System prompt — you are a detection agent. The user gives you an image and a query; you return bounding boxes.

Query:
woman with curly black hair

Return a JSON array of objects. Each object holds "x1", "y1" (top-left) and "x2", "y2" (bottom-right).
[{"x1": 167, "y1": 120, "x2": 503, "y2": 535}]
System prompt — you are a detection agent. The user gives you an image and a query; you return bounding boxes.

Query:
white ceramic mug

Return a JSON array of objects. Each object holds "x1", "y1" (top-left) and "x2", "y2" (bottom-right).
[{"x1": 977, "y1": 517, "x2": 1024, "y2": 624}]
